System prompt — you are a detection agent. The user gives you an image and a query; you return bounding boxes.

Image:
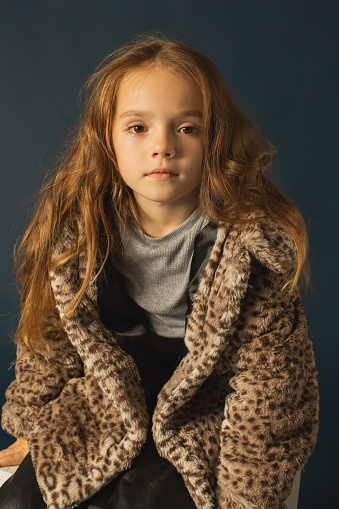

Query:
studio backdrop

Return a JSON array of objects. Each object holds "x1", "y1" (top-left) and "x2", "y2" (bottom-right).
[{"x1": 0, "y1": 1, "x2": 337, "y2": 508}]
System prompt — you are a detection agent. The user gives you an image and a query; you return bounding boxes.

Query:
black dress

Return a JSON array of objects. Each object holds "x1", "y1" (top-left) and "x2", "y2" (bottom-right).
[{"x1": 0, "y1": 224, "x2": 217, "y2": 509}]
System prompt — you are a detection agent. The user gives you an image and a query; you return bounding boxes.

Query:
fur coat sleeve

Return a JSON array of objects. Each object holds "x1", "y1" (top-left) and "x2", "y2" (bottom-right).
[
  {"x1": 1, "y1": 314, "x2": 83, "y2": 440},
  {"x1": 1, "y1": 218, "x2": 319, "y2": 509}
]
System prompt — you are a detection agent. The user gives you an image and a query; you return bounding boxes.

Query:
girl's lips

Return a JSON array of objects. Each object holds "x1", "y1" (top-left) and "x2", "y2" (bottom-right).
[
  {"x1": 146, "y1": 168, "x2": 179, "y2": 180},
  {"x1": 147, "y1": 172, "x2": 178, "y2": 180}
]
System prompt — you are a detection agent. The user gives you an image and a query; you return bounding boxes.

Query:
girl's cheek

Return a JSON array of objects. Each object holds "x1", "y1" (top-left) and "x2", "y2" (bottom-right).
[{"x1": 124, "y1": 133, "x2": 143, "y2": 145}]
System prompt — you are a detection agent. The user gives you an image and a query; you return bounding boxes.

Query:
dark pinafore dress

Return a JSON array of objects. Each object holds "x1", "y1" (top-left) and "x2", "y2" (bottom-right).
[{"x1": 0, "y1": 224, "x2": 217, "y2": 509}]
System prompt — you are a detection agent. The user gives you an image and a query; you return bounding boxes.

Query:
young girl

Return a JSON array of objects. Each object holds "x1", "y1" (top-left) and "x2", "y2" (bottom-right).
[{"x1": 0, "y1": 34, "x2": 319, "y2": 509}]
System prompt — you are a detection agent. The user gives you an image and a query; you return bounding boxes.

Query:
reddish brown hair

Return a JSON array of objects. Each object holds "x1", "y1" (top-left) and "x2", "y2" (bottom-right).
[{"x1": 14, "y1": 33, "x2": 309, "y2": 355}]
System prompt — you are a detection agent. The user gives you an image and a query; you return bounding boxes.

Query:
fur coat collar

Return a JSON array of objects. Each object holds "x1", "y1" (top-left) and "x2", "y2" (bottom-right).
[{"x1": 1, "y1": 218, "x2": 319, "y2": 509}]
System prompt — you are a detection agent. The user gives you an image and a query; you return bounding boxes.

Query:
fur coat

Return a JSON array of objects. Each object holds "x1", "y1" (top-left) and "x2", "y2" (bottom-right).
[{"x1": 1, "y1": 217, "x2": 319, "y2": 509}]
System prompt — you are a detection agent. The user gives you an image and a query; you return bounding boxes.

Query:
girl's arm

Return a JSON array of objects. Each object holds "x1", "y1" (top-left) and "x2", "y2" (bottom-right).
[
  {"x1": 216, "y1": 261, "x2": 319, "y2": 509},
  {"x1": 0, "y1": 438, "x2": 29, "y2": 466},
  {"x1": 1, "y1": 320, "x2": 83, "y2": 442}
]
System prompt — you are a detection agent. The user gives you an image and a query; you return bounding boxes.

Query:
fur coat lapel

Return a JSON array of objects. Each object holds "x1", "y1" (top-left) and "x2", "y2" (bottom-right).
[{"x1": 154, "y1": 219, "x2": 297, "y2": 418}]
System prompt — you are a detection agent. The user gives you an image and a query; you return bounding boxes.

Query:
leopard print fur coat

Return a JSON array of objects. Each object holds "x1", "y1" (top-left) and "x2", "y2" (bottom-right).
[{"x1": 1, "y1": 217, "x2": 319, "y2": 509}]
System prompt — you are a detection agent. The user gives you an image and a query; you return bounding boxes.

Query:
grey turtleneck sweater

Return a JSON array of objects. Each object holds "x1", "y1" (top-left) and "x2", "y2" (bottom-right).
[{"x1": 112, "y1": 209, "x2": 209, "y2": 337}]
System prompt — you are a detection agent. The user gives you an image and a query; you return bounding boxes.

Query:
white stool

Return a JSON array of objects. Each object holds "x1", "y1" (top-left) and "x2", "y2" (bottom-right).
[{"x1": 284, "y1": 470, "x2": 301, "y2": 509}]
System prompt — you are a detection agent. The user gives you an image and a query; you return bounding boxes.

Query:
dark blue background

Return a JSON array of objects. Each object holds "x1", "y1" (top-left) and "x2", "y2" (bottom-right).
[{"x1": 1, "y1": 1, "x2": 338, "y2": 506}]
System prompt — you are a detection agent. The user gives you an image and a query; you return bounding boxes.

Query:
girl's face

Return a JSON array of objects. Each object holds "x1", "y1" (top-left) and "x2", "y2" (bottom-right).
[{"x1": 112, "y1": 66, "x2": 204, "y2": 214}]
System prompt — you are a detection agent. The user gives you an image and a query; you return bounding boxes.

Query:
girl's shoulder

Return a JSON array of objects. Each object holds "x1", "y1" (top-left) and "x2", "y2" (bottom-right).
[{"x1": 220, "y1": 214, "x2": 298, "y2": 275}]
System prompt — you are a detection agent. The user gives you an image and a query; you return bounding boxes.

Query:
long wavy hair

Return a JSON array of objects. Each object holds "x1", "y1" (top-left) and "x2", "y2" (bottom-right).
[{"x1": 14, "y1": 33, "x2": 309, "y2": 355}]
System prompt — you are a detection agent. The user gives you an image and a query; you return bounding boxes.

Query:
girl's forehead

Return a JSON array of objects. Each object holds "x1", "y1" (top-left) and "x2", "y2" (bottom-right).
[{"x1": 116, "y1": 66, "x2": 203, "y2": 109}]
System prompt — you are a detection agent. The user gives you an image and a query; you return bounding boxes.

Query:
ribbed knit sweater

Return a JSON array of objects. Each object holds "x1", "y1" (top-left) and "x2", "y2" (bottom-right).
[{"x1": 112, "y1": 209, "x2": 209, "y2": 337}]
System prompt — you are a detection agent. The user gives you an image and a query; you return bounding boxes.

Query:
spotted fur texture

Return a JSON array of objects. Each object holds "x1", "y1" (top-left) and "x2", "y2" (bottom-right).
[{"x1": 1, "y1": 218, "x2": 319, "y2": 509}]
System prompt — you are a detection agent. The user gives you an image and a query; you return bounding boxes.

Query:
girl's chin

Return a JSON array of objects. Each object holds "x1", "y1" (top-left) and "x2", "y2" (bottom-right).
[{"x1": 133, "y1": 192, "x2": 186, "y2": 206}]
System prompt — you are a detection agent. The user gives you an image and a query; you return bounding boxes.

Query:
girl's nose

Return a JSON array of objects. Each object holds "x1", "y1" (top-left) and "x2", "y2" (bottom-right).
[{"x1": 151, "y1": 128, "x2": 175, "y2": 158}]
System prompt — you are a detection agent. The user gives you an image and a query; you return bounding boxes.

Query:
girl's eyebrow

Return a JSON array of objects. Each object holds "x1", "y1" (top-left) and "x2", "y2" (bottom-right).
[{"x1": 119, "y1": 110, "x2": 203, "y2": 119}]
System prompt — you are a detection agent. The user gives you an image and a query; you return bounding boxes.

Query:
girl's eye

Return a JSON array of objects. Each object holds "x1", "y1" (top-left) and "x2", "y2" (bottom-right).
[
  {"x1": 180, "y1": 125, "x2": 199, "y2": 134},
  {"x1": 127, "y1": 124, "x2": 146, "y2": 134},
  {"x1": 126, "y1": 124, "x2": 200, "y2": 135}
]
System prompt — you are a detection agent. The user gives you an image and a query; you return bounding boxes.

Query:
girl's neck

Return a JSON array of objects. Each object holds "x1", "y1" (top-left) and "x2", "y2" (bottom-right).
[{"x1": 134, "y1": 193, "x2": 199, "y2": 239}]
